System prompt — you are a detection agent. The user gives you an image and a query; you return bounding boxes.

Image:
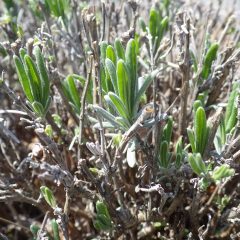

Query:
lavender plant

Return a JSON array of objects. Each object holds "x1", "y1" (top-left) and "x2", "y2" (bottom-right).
[{"x1": 0, "y1": 0, "x2": 240, "y2": 239}]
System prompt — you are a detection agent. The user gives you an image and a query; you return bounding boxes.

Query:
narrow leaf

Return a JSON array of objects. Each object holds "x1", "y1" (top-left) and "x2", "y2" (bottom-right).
[
  {"x1": 33, "y1": 46, "x2": 50, "y2": 106},
  {"x1": 14, "y1": 55, "x2": 34, "y2": 102},
  {"x1": 187, "y1": 128, "x2": 196, "y2": 153},
  {"x1": 104, "y1": 92, "x2": 130, "y2": 122},
  {"x1": 32, "y1": 101, "x2": 44, "y2": 116},
  {"x1": 93, "y1": 105, "x2": 122, "y2": 128},
  {"x1": 40, "y1": 186, "x2": 57, "y2": 208},
  {"x1": 201, "y1": 42, "x2": 219, "y2": 79},
  {"x1": 51, "y1": 219, "x2": 60, "y2": 240},
  {"x1": 66, "y1": 75, "x2": 81, "y2": 114},
  {"x1": 194, "y1": 107, "x2": 207, "y2": 155},
  {"x1": 24, "y1": 55, "x2": 42, "y2": 102},
  {"x1": 125, "y1": 39, "x2": 137, "y2": 109},
  {"x1": 134, "y1": 70, "x2": 158, "y2": 114},
  {"x1": 159, "y1": 140, "x2": 169, "y2": 168},
  {"x1": 114, "y1": 38, "x2": 125, "y2": 60},
  {"x1": 188, "y1": 153, "x2": 206, "y2": 176},
  {"x1": 105, "y1": 59, "x2": 118, "y2": 94},
  {"x1": 117, "y1": 59, "x2": 130, "y2": 110},
  {"x1": 106, "y1": 45, "x2": 117, "y2": 66},
  {"x1": 149, "y1": 8, "x2": 159, "y2": 38}
]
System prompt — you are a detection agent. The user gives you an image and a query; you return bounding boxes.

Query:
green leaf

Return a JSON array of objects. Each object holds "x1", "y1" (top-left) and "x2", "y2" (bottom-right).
[
  {"x1": 176, "y1": 136, "x2": 183, "y2": 154},
  {"x1": 193, "y1": 100, "x2": 202, "y2": 113},
  {"x1": 117, "y1": 59, "x2": 130, "y2": 110},
  {"x1": 134, "y1": 70, "x2": 158, "y2": 114},
  {"x1": 24, "y1": 55, "x2": 42, "y2": 102},
  {"x1": 45, "y1": 124, "x2": 53, "y2": 138},
  {"x1": 43, "y1": 96, "x2": 51, "y2": 115},
  {"x1": 32, "y1": 101, "x2": 44, "y2": 116},
  {"x1": 93, "y1": 220, "x2": 103, "y2": 231},
  {"x1": 163, "y1": 116, "x2": 173, "y2": 143},
  {"x1": 106, "y1": 45, "x2": 117, "y2": 66},
  {"x1": 40, "y1": 186, "x2": 57, "y2": 208},
  {"x1": 105, "y1": 92, "x2": 130, "y2": 122},
  {"x1": 14, "y1": 55, "x2": 34, "y2": 103},
  {"x1": 156, "y1": 16, "x2": 169, "y2": 48},
  {"x1": 225, "y1": 84, "x2": 239, "y2": 133},
  {"x1": 96, "y1": 201, "x2": 111, "y2": 219},
  {"x1": 33, "y1": 46, "x2": 50, "y2": 106},
  {"x1": 93, "y1": 105, "x2": 122, "y2": 128},
  {"x1": 100, "y1": 41, "x2": 108, "y2": 92},
  {"x1": 72, "y1": 74, "x2": 93, "y2": 104},
  {"x1": 100, "y1": 41, "x2": 108, "y2": 61},
  {"x1": 201, "y1": 42, "x2": 219, "y2": 79},
  {"x1": 188, "y1": 153, "x2": 207, "y2": 176},
  {"x1": 51, "y1": 219, "x2": 60, "y2": 240},
  {"x1": 194, "y1": 107, "x2": 208, "y2": 155},
  {"x1": 94, "y1": 215, "x2": 112, "y2": 231},
  {"x1": 125, "y1": 39, "x2": 137, "y2": 108},
  {"x1": 220, "y1": 118, "x2": 226, "y2": 144},
  {"x1": 93, "y1": 121, "x2": 115, "y2": 129},
  {"x1": 114, "y1": 38, "x2": 125, "y2": 60},
  {"x1": 226, "y1": 105, "x2": 237, "y2": 134},
  {"x1": 0, "y1": 43, "x2": 7, "y2": 57},
  {"x1": 96, "y1": 214, "x2": 112, "y2": 229},
  {"x1": 175, "y1": 153, "x2": 182, "y2": 169},
  {"x1": 19, "y1": 48, "x2": 27, "y2": 63},
  {"x1": 159, "y1": 141, "x2": 169, "y2": 168},
  {"x1": 149, "y1": 8, "x2": 159, "y2": 38},
  {"x1": 187, "y1": 128, "x2": 196, "y2": 153},
  {"x1": 45, "y1": 0, "x2": 69, "y2": 18},
  {"x1": 139, "y1": 17, "x2": 147, "y2": 32},
  {"x1": 66, "y1": 75, "x2": 81, "y2": 114},
  {"x1": 105, "y1": 59, "x2": 118, "y2": 95},
  {"x1": 115, "y1": 117, "x2": 131, "y2": 130},
  {"x1": 212, "y1": 164, "x2": 235, "y2": 181},
  {"x1": 30, "y1": 224, "x2": 40, "y2": 238}
]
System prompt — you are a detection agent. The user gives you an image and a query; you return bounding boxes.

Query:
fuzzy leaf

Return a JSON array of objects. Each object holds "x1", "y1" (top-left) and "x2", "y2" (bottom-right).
[
  {"x1": 117, "y1": 59, "x2": 129, "y2": 109},
  {"x1": 106, "y1": 45, "x2": 117, "y2": 66},
  {"x1": 188, "y1": 153, "x2": 207, "y2": 176},
  {"x1": 187, "y1": 128, "x2": 196, "y2": 153},
  {"x1": 14, "y1": 55, "x2": 34, "y2": 103},
  {"x1": 225, "y1": 85, "x2": 238, "y2": 133},
  {"x1": 93, "y1": 105, "x2": 122, "y2": 128},
  {"x1": 33, "y1": 46, "x2": 50, "y2": 106},
  {"x1": 105, "y1": 92, "x2": 130, "y2": 122},
  {"x1": 134, "y1": 70, "x2": 158, "y2": 114},
  {"x1": 24, "y1": 55, "x2": 42, "y2": 102},
  {"x1": 163, "y1": 116, "x2": 173, "y2": 143},
  {"x1": 201, "y1": 42, "x2": 219, "y2": 79},
  {"x1": 149, "y1": 8, "x2": 159, "y2": 38},
  {"x1": 159, "y1": 140, "x2": 169, "y2": 168},
  {"x1": 125, "y1": 39, "x2": 137, "y2": 108},
  {"x1": 105, "y1": 59, "x2": 118, "y2": 94},
  {"x1": 66, "y1": 75, "x2": 81, "y2": 114},
  {"x1": 32, "y1": 101, "x2": 44, "y2": 116},
  {"x1": 51, "y1": 219, "x2": 60, "y2": 240},
  {"x1": 40, "y1": 186, "x2": 56, "y2": 208},
  {"x1": 194, "y1": 107, "x2": 208, "y2": 155},
  {"x1": 114, "y1": 38, "x2": 125, "y2": 60},
  {"x1": 96, "y1": 201, "x2": 111, "y2": 219},
  {"x1": 212, "y1": 164, "x2": 235, "y2": 181}
]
